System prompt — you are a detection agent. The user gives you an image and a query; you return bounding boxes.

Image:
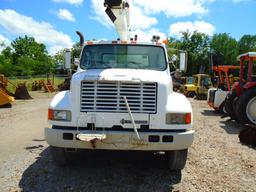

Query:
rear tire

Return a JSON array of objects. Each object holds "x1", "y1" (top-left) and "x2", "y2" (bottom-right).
[
  {"x1": 166, "y1": 149, "x2": 188, "y2": 171},
  {"x1": 50, "y1": 146, "x2": 73, "y2": 166},
  {"x1": 224, "y1": 91, "x2": 237, "y2": 120},
  {"x1": 237, "y1": 88, "x2": 256, "y2": 125}
]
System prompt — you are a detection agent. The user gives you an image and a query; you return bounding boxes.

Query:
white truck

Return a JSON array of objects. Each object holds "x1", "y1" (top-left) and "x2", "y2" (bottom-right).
[{"x1": 45, "y1": 0, "x2": 194, "y2": 170}]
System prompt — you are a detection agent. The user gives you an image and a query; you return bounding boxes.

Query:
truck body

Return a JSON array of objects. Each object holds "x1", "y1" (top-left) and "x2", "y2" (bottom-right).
[{"x1": 45, "y1": 0, "x2": 194, "y2": 170}]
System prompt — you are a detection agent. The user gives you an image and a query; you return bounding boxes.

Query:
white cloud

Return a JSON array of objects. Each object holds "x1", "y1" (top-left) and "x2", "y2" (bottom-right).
[
  {"x1": 131, "y1": 28, "x2": 167, "y2": 42},
  {"x1": 90, "y1": 0, "x2": 113, "y2": 28},
  {"x1": 129, "y1": 3, "x2": 157, "y2": 30},
  {"x1": 0, "y1": 34, "x2": 11, "y2": 46},
  {"x1": 52, "y1": 0, "x2": 83, "y2": 5},
  {"x1": 0, "y1": 34, "x2": 11, "y2": 52},
  {"x1": 90, "y1": 0, "x2": 157, "y2": 30},
  {"x1": 0, "y1": 9, "x2": 74, "y2": 55},
  {"x1": 132, "y1": 0, "x2": 209, "y2": 18},
  {"x1": 169, "y1": 21, "x2": 216, "y2": 37},
  {"x1": 56, "y1": 9, "x2": 76, "y2": 22}
]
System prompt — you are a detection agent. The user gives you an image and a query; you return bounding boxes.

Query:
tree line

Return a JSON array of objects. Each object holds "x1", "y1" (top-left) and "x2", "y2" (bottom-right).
[
  {"x1": 1, "y1": 32, "x2": 256, "y2": 76},
  {"x1": 168, "y1": 31, "x2": 256, "y2": 75}
]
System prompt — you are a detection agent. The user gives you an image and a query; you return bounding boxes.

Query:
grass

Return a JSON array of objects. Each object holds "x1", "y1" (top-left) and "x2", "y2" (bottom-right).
[{"x1": 6, "y1": 76, "x2": 65, "y2": 93}]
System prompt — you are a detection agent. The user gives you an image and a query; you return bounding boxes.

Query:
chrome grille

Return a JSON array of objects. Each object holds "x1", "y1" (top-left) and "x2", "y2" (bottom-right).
[{"x1": 80, "y1": 81, "x2": 157, "y2": 113}]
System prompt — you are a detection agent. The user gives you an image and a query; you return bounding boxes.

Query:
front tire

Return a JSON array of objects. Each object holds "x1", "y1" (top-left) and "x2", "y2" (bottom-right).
[
  {"x1": 237, "y1": 88, "x2": 256, "y2": 125},
  {"x1": 224, "y1": 91, "x2": 237, "y2": 120},
  {"x1": 166, "y1": 149, "x2": 188, "y2": 171},
  {"x1": 186, "y1": 91, "x2": 195, "y2": 98}
]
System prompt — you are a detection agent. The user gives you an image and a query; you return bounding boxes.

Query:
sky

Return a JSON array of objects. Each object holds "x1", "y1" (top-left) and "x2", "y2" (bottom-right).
[{"x1": 0, "y1": 0, "x2": 256, "y2": 54}]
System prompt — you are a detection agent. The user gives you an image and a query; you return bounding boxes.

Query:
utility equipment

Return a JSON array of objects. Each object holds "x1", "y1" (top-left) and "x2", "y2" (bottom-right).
[
  {"x1": 0, "y1": 74, "x2": 32, "y2": 107},
  {"x1": 207, "y1": 65, "x2": 240, "y2": 112},
  {"x1": 45, "y1": 0, "x2": 194, "y2": 170},
  {"x1": 224, "y1": 52, "x2": 256, "y2": 146}
]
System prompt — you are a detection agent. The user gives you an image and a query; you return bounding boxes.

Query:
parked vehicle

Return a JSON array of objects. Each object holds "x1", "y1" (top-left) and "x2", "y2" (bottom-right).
[
  {"x1": 182, "y1": 74, "x2": 212, "y2": 99},
  {"x1": 224, "y1": 52, "x2": 256, "y2": 146},
  {"x1": 45, "y1": 0, "x2": 195, "y2": 170},
  {"x1": 207, "y1": 65, "x2": 240, "y2": 112}
]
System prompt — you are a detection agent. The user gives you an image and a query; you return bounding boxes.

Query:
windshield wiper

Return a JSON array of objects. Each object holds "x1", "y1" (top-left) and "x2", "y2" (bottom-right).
[
  {"x1": 128, "y1": 61, "x2": 142, "y2": 65},
  {"x1": 86, "y1": 60, "x2": 112, "y2": 69}
]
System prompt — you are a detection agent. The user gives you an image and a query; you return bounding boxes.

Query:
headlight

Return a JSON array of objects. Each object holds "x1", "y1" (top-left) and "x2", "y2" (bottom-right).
[
  {"x1": 48, "y1": 109, "x2": 72, "y2": 121},
  {"x1": 166, "y1": 113, "x2": 191, "y2": 124}
]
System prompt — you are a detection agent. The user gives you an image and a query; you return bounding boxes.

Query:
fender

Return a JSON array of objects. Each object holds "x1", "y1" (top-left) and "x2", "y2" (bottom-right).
[{"x1": 49, "y1": 91, "x2": 72, "y2": 110}]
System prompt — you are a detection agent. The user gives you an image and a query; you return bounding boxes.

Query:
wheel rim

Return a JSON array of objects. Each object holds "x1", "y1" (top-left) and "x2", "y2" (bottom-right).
[
  {"x1": 188, "y1": 92, "x2": 194, "y2": 97},
  {"x1": 246, "y1": 96, "x2": 256, "y2": 124}
]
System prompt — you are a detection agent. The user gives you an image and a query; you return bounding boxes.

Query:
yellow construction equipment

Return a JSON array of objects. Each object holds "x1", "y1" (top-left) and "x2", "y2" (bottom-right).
[
  {"x1": 0, "y1": 87, "x2": 14, "y2": 107},
  {"x1": 0, "y1": 74, "x2": 32, "y2": 107}
]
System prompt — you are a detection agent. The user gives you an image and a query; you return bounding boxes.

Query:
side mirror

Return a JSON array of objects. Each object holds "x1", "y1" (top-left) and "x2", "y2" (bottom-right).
[
  {"x1": 74, "y1": 58, "x2": 80, "y2": 67},
  {"x1": 179, "y1": 51, "x2": 187, "y2": 72},
  {"x1": 64, "y1": 49, "x2": 71, "y2": 69}
]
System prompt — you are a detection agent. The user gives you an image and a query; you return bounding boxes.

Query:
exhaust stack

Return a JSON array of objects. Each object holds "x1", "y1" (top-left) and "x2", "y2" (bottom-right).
[{"x1": 76, "y1": 31, "x2": 84, "y2": 46}]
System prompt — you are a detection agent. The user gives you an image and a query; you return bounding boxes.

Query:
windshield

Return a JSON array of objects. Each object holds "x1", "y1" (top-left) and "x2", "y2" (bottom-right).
[
  {"x1": 187, "y1": 77, "x2": 194, "y2": 84},
  {"x1": 80, "y1": 44, "x2": 167, "y2": 71}
]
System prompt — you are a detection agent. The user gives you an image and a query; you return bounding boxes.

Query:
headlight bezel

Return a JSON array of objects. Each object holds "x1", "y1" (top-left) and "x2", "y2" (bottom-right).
[
  {"x1": 48, "y1": 109, "x2": 72, "y2": 121},
  {"x1": 166, "y1": 113, "x2": 191, "y2": 125}
]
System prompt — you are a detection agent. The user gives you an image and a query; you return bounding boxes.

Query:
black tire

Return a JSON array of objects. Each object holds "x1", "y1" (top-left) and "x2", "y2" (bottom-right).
[
  {"x1": 166, "y1": 149, "x2": 188, "y2": 171},
  {"x1": 236, "y1": 88, "x2": 256, "y2": 125},
  {"x1": 50, "y1": 146, "x2": 73, "y2": 166},
  {"x1": 186, "y1": 91, "x2": 195, "y2": 98},
  {"x1": 224, "y1": 91, "x2": 237, "y2": 120}
]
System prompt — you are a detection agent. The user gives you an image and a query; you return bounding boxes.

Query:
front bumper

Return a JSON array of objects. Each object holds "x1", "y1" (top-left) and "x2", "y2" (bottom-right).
[{"x1": 45, "y1": 127, "x2": 195, "y2": 151}]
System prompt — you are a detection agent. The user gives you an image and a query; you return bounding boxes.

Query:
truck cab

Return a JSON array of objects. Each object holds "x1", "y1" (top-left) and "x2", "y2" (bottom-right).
[{"x1": 45, "y1": 40, "x2": 194, "y2": 170}]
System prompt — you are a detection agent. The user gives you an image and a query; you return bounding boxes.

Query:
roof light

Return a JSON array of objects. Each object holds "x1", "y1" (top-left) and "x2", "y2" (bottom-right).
[
  {"x1": 162, "y1": 39, "x2": 169, "y2": 45},
  {"x1": 152, "y1": 35, "x2": 160, "y2": 42}
]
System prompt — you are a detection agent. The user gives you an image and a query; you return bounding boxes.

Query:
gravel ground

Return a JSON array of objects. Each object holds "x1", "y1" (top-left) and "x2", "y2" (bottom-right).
[{"x1": 0, "y1": 92, "x2": 255, "y2": 192}]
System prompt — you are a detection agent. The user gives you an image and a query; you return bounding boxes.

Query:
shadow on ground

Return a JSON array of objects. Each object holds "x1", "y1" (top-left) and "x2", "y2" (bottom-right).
[
  {"x1": 201, "y1": 109, "x2": 223, "y2": 117},
  {"x1": 19, "y1": 148, "x2": 182, "y2": 192},
  {"x1": 219, "y1": 120, "x2": 244, "y2": 135}
]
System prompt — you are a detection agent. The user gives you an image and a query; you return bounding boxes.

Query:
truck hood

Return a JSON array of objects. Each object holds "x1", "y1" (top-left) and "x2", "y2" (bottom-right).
[{"x1": 73, "y1": 69, "x2": 170, "y2": 83}]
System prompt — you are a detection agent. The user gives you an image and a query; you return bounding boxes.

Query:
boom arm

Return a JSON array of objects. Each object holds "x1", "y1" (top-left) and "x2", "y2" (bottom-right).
[{"x1": 104, "y1": 0, "x2": 130, "y2": 41}]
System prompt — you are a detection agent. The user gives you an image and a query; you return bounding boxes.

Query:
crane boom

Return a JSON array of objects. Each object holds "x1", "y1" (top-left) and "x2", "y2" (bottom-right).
[{"x1": 104, "y1": 0, "x2": 130, "y2": 41}]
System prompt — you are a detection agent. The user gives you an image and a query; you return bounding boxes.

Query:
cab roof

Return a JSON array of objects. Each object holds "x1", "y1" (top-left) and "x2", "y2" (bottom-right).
[
  {"x1": 83, "y1": 40, "x2": 167, "y2": 47},
  {"x1": 237, "y1": 52, "x2": 256, "y2": 61}
]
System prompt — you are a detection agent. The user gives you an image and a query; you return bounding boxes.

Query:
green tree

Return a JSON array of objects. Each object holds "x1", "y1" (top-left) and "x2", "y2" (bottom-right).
[
  {"x1": 238, "y1": 34, "x2": 256, "y2": 54},
  {"x1": 168, "y1": 31, "x2": 210, "y2": 75},
  {"x1": 210, "y1": 33, "x2": 239, "y2": 65},
  {"x1": 10, "y1": 35, "x2": 54, "y2": 75}
]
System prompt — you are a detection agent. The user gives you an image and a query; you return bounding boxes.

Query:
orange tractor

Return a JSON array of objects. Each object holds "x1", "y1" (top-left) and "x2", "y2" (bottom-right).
[
  {"x1": 207, "y1": 65, "x2": 240, "y2": 112},
  {"x1": 224, "y1": 52, "x2": 256, "y2": 146}
]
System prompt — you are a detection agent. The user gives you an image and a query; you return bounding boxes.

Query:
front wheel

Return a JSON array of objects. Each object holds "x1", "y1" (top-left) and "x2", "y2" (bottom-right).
[
  {"x1": 186, "y1": 91, "x2": 195, "y2": 98},
  {"x1": 224, "y1": 91, "x2": 237, "y2": 120},
  {"x1": 166, "y1": 149, "x2": 188, "y2": 171},
  {"x1": 237, "y1": 88, "x2": 256, "y2": 125}
]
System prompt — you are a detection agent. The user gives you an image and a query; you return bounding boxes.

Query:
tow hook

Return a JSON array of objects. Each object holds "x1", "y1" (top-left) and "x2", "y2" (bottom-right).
[{"x1": 76, "y1": 131, "x2": 107, "y2": 149}]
